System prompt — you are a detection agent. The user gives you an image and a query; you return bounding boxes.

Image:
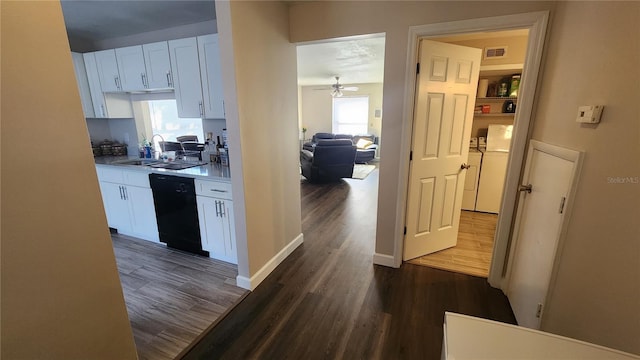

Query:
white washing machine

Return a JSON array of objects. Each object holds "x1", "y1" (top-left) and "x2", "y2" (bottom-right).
[
  {"x1": 476, "y1": 151, "x2": 509, "y2": 213},
  {"x1": 475, "y1": 125, "x2": 513, "y2": 213}
]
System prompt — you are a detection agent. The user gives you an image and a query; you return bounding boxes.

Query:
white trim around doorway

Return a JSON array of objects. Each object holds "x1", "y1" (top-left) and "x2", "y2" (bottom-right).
[{"x1": 386, "y1": 11, "x2": 549, "y2": 292}]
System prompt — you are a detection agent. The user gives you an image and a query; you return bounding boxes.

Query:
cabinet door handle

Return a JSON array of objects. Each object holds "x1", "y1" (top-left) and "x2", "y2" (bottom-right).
[
  {"x1": 220, "y1": 201, "x2": 225, "y2": 217},
  {"x1": 199, "y1": 101, "x2": 204, "y2": 117},
  {"x1": 210, "y1": 189, "x2": 227, "y2": 193},
  {"x1": 119, "y1": 186, "x2": 124, "y2": 200},
  {"x1": 123, "y1": 187, "x2": 128, "y2": 200},
  {"x1": 101, "y1": 104, "x2": 106, "y2": 118},
  {"x1": 214, "y1": 200, "x2": 220, "y2": 217},
  {"x1": 141, "y1": 73, "x2": 147, "y2": 88},
  {"x1": 166, "y1": 72, "x2": 172, "y2": 87},
  {"x1": 114, "y1": 76, "x2": 119, "y2": 90}
]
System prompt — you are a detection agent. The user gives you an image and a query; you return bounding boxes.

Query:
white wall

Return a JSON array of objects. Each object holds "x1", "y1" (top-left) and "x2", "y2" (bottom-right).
[
  {"x1": 217, "y1": 1, "x2": 302, "y2": 287},
  {"x1": 85, "y1": 118, "x2": 112, "y2": 143},
  {"x1": 438, "y1": 34, "x2": 528, "y2": 138},
  {"x1": 69, "y1": 20, "x2": 218, "y2": 52},
  {"x1": 444, "y1": 34, "x2": 529, "y2": 67},
  {"x1": 1, "y1": 2, "x2": 137, "y2": 358},
  {"x1": 300, "y1": 86, "x2": 332, "y2": 137},
  {"x1": 530, "y1": 2, "x2": 640, "y2": 354},
  {"x1": 203, "y1": 118, "x2": 227, "y2": 145},
  {"x1": 300, "y1": 83, "x2": 384, "y2": 139},
  {"x1": 289, "y1": 0, "x2": 555, "y2": 257},
  {"x1": 289, "y1": 0, "x2": 640, "y2": 355}
]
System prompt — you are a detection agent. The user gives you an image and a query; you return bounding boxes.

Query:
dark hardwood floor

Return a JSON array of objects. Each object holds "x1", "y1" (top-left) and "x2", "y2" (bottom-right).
[
  {"x1": 184, "y1": 168, "x2": 516, "y2": 359},
  {"x1": 112, "y1": 234, "x2": 247, "y2": 359}
]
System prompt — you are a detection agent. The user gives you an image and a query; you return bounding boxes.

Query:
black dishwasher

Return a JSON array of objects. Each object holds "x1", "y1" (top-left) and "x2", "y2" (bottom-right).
[{"x1": 149, "y1": 174, "x2": 209, "y2": 257}]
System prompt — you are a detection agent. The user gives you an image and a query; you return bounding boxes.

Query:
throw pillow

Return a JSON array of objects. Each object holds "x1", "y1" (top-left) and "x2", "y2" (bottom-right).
[{"x1": 356, "y1": 138, "x2": 373, "y2": 149}]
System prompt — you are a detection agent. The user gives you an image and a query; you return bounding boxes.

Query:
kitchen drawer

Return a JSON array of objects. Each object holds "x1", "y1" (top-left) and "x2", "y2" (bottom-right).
[
  {"x1": 96, "y1": 167, "x2": 124, "y2": 183},
  {"x1": 123, "y1": 169, "x2": 151, "y2": 188},
  {"x1": 195, "y1": 179, "x2": 232, "y2": 199}
]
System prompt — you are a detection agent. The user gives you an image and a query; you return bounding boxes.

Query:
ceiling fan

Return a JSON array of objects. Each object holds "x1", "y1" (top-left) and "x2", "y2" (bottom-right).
[{"x1": 327, "y1": 76, "x2": 359, "y2": 97}]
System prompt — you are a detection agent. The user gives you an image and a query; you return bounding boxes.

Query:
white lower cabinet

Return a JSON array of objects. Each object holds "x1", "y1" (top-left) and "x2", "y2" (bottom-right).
[
  {"x1": 126, "y1": 185, "x2": 159, "y2": 242},
  {"x1": 99, "y1": 181, "x2": 133, "y2": 233},
  {"x1": 97, "y1": 167, "x2": 159, "y2": 242},
  {"x1": 195, "y1": 180, "x2": 236, "y2": 264}
]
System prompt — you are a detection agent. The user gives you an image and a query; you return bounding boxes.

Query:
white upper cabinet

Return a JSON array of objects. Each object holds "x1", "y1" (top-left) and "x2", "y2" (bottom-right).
[
  {"x1": 197, "y1": 34, "x2": 225, "y2": 119},
  {"x1": 73, "y1": 35, "x2": 224, "y2": 118},
  {"x1": 168, "y1": 37, "x2": 204, "y2": 118},
  {"x1": 83, "y1": 52, "x2": 133, "y2": 118},
  {"x1": 116, "y1": 43, "x2": 173, "y2": 91},
  {"x1": 71, "y1": 52, "x2": 95, "y2": 118},
  {"x1": 94, "y1": 49, "x2": 122, "y2": 92},
  {"x1": 143, "y1": 41, "x2": 173, "y2": 89},
  {"x1": 115, "y1": 46, "x2": 147, "y2": 91},
  {"x1": 83, "y1": 52, "x2": 107, "y2": 116}
]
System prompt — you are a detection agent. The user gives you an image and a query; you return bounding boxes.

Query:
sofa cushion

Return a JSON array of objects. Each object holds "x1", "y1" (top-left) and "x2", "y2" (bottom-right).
[
  {"x1": 353, "y1": 134, "x2": 377, "y2": 145},
  {"x1": 334, "y1": 134, "x2": 353, "y2": 140},
  {"x1": 355, "y1": 148, "x2": 375, "y2": 163},
  {"x1": 356, "y1": 138, "x2": 374, "y2": 149},
  {"x1": 316, "y1": 139, "x2": 354, "y2": 147},
  {"x1": 300, "y1": 138, "x2": 356, "y2": 182},
  {"x1": 312, "y1": 133, "x2": 335, "y2": 142}
]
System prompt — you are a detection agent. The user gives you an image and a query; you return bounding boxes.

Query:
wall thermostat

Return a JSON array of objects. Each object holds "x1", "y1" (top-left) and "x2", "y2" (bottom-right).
[{"x1": 576, "y1": 105, "x2": 604, "y2": 124}]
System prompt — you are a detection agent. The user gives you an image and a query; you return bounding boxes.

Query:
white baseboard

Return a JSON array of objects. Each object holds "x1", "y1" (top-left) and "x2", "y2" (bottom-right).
[
  {"x1": 373, "y1": 253, "x2": 399, "y2": 268},
  {"x1": 236, "y1": 233, "x2": 304, "y2": 290}
]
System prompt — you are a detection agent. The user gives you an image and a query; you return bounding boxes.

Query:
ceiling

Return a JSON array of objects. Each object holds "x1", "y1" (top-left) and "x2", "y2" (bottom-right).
[
  {"x1": 60, "y1": 0, "x2": 216, "y2": 42},
  {"x1": 60, "y1": 1, "x2": 383, "y2": 86},
  {"x1": 296, "y1": 36, "x2": 386, "y2": 86},
  {"x1": 59, "y1": 4, "x2": 524, "y2": 88}
]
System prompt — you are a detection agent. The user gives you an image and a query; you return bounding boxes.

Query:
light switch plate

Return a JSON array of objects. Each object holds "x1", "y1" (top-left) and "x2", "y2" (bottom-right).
[{"x1": 576, "y1": 105, "x2": 604, "y2": 123}]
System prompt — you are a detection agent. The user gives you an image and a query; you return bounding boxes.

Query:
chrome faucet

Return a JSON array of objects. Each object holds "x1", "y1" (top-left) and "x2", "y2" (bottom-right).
[
  {"x1": 150, "y1": 134, "x2": 165, "y2": 158},
  {"x1": 177, "y1": 141, "x2": 187, "y2": 161}
]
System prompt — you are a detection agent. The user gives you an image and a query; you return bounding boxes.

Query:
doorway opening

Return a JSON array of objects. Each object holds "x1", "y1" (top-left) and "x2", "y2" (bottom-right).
[
  {"x1": 295, "y1": 34, "x2": 385, "y2": 191},
  {"x1": 406, "y1": 29, "x2": 530, "y2": 278},
  {"x1": 394, "y1": 12, "x2": 550, "y2": 292}
]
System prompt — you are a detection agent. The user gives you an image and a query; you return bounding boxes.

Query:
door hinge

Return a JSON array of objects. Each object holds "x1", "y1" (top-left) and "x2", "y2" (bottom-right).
[
  {"x1": 409, "y1": 151, "x2": 413, "y2": 161},
  {"x1": 404, "y1": 226, "x2": 407, "y2": 235},
  {"x1": 536, "y1": 303, "x2": 543, "y2": 318},
  {"x1": 416, "y1": 62, "x2": 420, "y2": 74},
  {"x1": 559, "y1": 196, "x2": 566, "y2": 214}
]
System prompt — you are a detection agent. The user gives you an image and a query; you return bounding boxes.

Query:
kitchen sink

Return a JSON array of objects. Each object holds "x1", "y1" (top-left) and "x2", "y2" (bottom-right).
[
  {"x1": 112, "y1": 159, "x2": 162, "y2": 166},
  {"x1": 111, "y1": 158, "x2": 206, "y2": 170},
  {"x1": 147, "y1": 161, "x2": 204, "y2": 170}
]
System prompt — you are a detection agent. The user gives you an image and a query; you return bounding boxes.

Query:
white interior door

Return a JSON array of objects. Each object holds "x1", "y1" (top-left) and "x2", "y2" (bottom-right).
[
  {"x1": 403, "y1": 40, "x2": 481, "y2": 260},
  {"x1": 508, "y1": 140, "x2": 582, "y2": 329}
]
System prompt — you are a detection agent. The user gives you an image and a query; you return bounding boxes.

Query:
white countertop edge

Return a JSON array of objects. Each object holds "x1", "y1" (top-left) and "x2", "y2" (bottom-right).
[{"x1": 94, "y1": 157, "x2": 232, "y2": 182}]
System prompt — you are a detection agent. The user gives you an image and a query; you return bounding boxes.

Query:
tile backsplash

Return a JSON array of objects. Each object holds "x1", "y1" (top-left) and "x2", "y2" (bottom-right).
[{"x1": 86, "y1": 118, "x2": 138, "y2": 156}]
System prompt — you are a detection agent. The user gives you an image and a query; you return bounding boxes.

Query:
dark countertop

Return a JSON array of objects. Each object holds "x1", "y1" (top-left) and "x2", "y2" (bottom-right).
[{"x1": 94, "y1": 156, "x2": 231, "y2": 181}]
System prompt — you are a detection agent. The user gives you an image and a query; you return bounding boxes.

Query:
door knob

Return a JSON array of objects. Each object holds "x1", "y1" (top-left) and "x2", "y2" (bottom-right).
[
  {"x1": 519, "y1": 184, "x2": 532, "y2": 193},
  {"x1": 461, "y1": 163, "x2": 471, "y2": 170}
]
